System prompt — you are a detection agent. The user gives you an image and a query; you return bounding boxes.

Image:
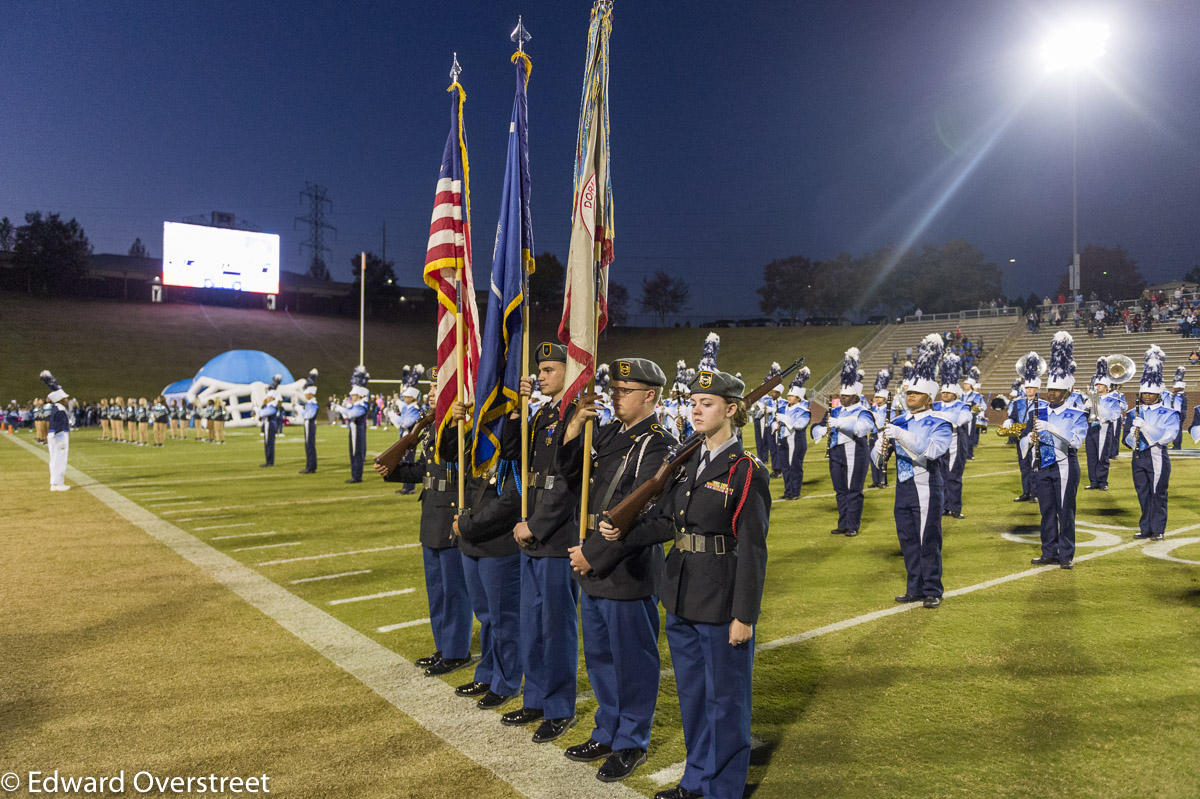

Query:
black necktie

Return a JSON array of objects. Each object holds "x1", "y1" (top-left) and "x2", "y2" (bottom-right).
[{"x1": 694, "y1": 452, "x2": 710, "y2": 486}]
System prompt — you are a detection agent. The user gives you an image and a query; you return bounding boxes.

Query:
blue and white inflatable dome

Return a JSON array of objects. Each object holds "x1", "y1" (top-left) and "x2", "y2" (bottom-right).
[{"x1": 193, "y1": 350, "x2": 294, "y2": 386}]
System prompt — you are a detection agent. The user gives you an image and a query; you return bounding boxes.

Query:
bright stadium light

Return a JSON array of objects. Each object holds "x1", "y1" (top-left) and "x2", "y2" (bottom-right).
[
  {"x1": 1041, "y1": 21, "x2": 1109, "y2": 73},
  {"x1": 1038, "y1": 18, "x2": 1109, "y2": 296}
]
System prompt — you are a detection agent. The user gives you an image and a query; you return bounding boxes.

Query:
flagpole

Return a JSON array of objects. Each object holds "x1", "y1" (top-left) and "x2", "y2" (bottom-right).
[
  {"x1": 359, "y1": 252, "x2": 366, "y2": 365},
  {"x1": 577, "y1": 261, "x2": 601, "y2": 544},
  {"x1": 513, "y1": 16, "x2": 532, "y2": 522},
  {"x1": 455, "y1": 270, "x2": 467, "y2": 509}
]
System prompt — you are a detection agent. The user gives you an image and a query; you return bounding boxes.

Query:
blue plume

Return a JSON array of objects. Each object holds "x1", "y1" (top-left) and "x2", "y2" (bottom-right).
[
  {"x1": 351, "y1": 365, "x2": 370, "y2": 389},
  {"x1": 1048, "y1": 331, "x2": 1073, "y2": 383},
  {"x1": 1094, "y1": 357, "x2": 1107, "y2": 381},
  {"x1": 914, "y1": 334, "x2": 943, "y2": 382},
  {"x1": 969, "y1": 366, "x2": 981, "y2": 383},
  {"x1": 874, "y1": 369, "x2": 891, "y2": 392},
  {"x1": 939, "y1": 352, "x2": 961, "y2": 387},
  {"x1": 764, "y1": 361, "x2": 782, "y2": 380},
  {"x1": 303, "y1": 369, "x2": 319, "y2": 390},
  {"x1": 1174, "y1": 366, "x2": 1186, "y2": 384},
  {"x1": 595, "y1": 363, "x2": 610, "y2": 391},
  {"x1": 698, "y1": 333, "x2": 720, "y2": 372},
  {"x1": 789, "y1": 366, "x2": 811, "y2": 392},
  {"x1": 901, "y1": 360, "x2": 914, "y2": 383},
  {"x1": 840, "y1": 347, "x2": 861, "y2": 389},
  {"x1": 39, "y1": 370, "x2": 61, "y2": 391},
  {"x1": 1021, "y1": 352, "x2": 1042, "y2": 383}
]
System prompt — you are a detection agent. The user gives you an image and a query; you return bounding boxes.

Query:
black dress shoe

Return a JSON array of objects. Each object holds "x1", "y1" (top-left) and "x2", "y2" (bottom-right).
[
  {"x1": 500, "y1": 707, "x2": 544, "y2": 726},
  {"x1": 1132, "y1": 532, "x2": 1153, "y2": 540},
  {"x1": 345, "y1": 478, "x2": 362, "y2": 483},
  {"x1": 1060, "y1": 559, "x2": 1074, "y2": 569},
  {"x1": 597, "y1": 748, "x2": 648, "y2": 782},
  {"x1": 1013, "y1": 493, "x2": 1031, "y2": 502},
  {"x1": 532, "y1": 715, "x2": 577, "y2": 743},
  {"x1": 654, "y1": 787, "x2": 704, "y2": 799},
  {"x1": 830, "y1": 528, "x2": 844, "y2": 535},
  {"x1": 843, "y1": 529, "x2": 858, "y2": 537},
  {"x1": 564, "y1": 739, "x2": 612, "y2": 763},
  {"x1": 947, "y1": 511, "x2": 965, "y2": 519},
  {"x1": 424, "y1": 657, "x2": 472, "y2": 677},
  {"x1": 923, "y1": 596, "x2": 942, "y2": 608},
  {"x1": 895, "y1": 594, "x2": 923, "y2": 603},
  {"x1": 415, "y1": 650, "x2": 441, "y2": 668},
  {"x1": 455, "y1": 681, "x2": 489, "y2": 696},
  {"x1": 477, "y1": 691, "x2": 516, "y2": 710},
  {"x1": 260, "y1": 463, "x2": 272, "y2": 468},
  {"x1": 298, "y1": 468, "x2": 315, "y2": 474},
  {"x1": 1150, "y1": 533, "x2": 1164, "y2": 541},
  {"x1": 1030, "y1": 556, "x2": 1057, "y2": 565},
  {"x1": 1084, "y1": 484, "x2": 1098, "y2": 490}
]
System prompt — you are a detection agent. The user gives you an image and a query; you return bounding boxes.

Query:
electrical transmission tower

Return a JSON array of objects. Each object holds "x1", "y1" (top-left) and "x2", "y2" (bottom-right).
[{"x1": 295, "y1": 182, "x2": 336, "y2": 281}]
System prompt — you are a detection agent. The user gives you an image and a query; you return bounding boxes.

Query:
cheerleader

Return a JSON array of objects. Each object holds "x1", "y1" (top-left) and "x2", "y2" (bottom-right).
[
  {"x1": 191, "y1": 402, "x2": 204, "y2": 442},
  {"x1": 167, "y1": 399, "x2": 179, "y2": 439},
  {"x1": 152, "y1": 396, "x2": 169, "y2": 447},
  {"x1": 112, "y1": 396, "x2": 126, "y2": 443},
  {"x1": 214, "y1": 399, "x2": 228, "y2": 444},
  {"x1": 602, "y1": 369, "x2": 770, "y2": 799},
  {"x1": 136, "y1": 398, "x2": 150, "y2": 446},
  {"x1": 99, "y1": 398, "x2": 111, "y2": 440}
]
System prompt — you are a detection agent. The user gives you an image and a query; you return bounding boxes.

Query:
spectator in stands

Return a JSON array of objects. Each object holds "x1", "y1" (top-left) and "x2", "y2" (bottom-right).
[
  {"x1": 1043, "y1": 296, "x2": 1052, "y2": 313},
  {"x1": 1057, "y1": 293, "x2": 1065, "y2": 305},
  {"x1": 914, "y1": 307, "x2": 923, "y2": 321},
  {"x1": 1051, "y1": 307, "x2": 1062, "y2": 326},
  {"x1": 1073, "y1": 309, "x2": 1082, "y2": 328},
  {"x1": 1086, "y1": 316, "x2": 1095, "y2": 337},
  {"x1": 1189, "y1": 349, "x2": 1200, "y2": 365}
]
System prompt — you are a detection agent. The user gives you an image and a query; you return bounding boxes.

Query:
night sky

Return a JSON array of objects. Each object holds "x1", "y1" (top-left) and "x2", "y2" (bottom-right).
[{"x1": 3, "y1": 1, "x2": 1199, "y2": 317}]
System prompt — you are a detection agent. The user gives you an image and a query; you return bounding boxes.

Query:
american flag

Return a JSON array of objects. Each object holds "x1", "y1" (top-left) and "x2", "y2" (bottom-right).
[
  {"x1": 558, "y1": 1, "x2": 615, "y2": 412},
  {"x1": 423, "y1": 80, "x2": 481, "y2": 460}
]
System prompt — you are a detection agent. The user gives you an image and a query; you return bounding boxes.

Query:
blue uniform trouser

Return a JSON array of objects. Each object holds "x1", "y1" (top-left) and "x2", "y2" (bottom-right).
[
  {"x1": 520, "y1": 554, "x2": 580, "y2": 719},
  {"x1": 868, "y1": 433, "x2": 888, "y2": 486},
  {"x1": 895, "y1": 477, "x2": 943, "y2": 597},
  {"x1": 967, "y1": 421, "x2": 979, "y2": 457},
  {"x1": 422, "y1": 545, "x2": 472, "y2": 660},
  {"x1": 943, "y1": 430, "x2": 967, "y2": 514},
  {"x1": 1034, "y1": 454, "x2": 1079, "y2": 562},
  {"x1": 752, "y1": 419, "x2": 765, "y2": 462},
  {"x1": 1017, "y1": 443, "x2": 1034, "y2": 496},
  {"x1": 1110, "y1": 418, "x2": 1123, "y2": 458},
  {"x1": 782, "y1": 432, "x2": 806, "y2": 497},
  {"x1": 348, "y1": 418, "x2": 366, "y2": 480},
  {"x1": 666, "y1": 614, "x2": 754, "y2": 799},
  {"x1": 829, "y1": 440, "x2": 867, "y2": 531},
  {"x1": 581, "y1": 593, "x2": 660, "y2": 752},
  {"x1": 1132, "y1": 446, "x2": 1171, "y2": 535},
  {"x1": 263, "y1": 419, "x2": 276, "y2": 465},
  {"x1": 462, "y1": 553, "x2": 522, "y2": 696},
  {"x1": 1085, "y1": 423, "x2": 1111, "y2": 488},
  {"x1": 303, "y1": 419, "x2": 317, "y2": 471}
]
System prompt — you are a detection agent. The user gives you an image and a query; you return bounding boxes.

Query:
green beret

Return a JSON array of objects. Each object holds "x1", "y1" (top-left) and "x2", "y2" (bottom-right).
[
  {"x1": 610, "y1": 357, "x2": 666, "y2": 387},
  {"x1": 535, "y1": 342, "x2": 568, "y2": 363},
  {"x1": 689, "y1": 369, "x2": 745, "y2": 399}
]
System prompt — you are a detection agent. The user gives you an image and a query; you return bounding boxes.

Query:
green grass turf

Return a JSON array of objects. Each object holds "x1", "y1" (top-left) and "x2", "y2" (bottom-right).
[
  {"x1": 0, "y1": 292, "x2": 867, "y2": 403},
  {"x1": 6, "y1": 421, "x2": 1200, "y2": 798}
]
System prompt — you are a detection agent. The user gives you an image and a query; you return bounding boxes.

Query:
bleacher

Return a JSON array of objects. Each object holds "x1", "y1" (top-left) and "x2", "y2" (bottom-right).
[{"x1": 812, "y1": 312, "x2": 1022, "y2": 405}]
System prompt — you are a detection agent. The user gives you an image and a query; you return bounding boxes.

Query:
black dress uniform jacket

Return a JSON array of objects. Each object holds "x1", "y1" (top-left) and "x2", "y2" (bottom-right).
[
  {"x1": 625, "y1": 438, "x2": 770, "y2": 625},
  {"x1": 385, "y1": 429, "x2": 461, "y2": 550},
  {"x1": 499, "y1": 399, "x2": 580, "y2": 558},
  {"x1": 454, "y1": 428, "x2": 523, "y2": 559},
  {"x1": 556, "y1": 413, "x2": 677, "y2": 600}
]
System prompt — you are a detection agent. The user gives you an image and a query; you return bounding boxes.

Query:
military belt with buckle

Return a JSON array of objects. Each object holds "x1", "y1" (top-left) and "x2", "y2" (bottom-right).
[
  {"x1": 529, "y1": 472, "x2": 556, "y2": 491},
  {"x1": 674, "y1": 532, "x2": 733, "y2": 555},
  {"x1": 422, "y1": 475, "x2": 456, "y2": 492}
]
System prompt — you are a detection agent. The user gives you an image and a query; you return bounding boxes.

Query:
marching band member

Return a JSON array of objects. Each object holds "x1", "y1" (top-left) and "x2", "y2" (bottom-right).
[
  {"x1": 933, "y1": 354, "x2": 971, "y2": 520},
  {"x1": 1028, "y1": 332, "x2": 1088, "y2": 568},
  {"x1": 774, "y1": 366, "x2": 811, "y2": 500},
  {"x1": 601, "y1": 368, "x2": 769, "y2": 799},
  {"x1": 40, "y1": 371, "x2": 72, "y2": 491},
  {"x1": 503, "y1": 343, "x2": 582, "y2": 744},
  {"x1": 1002, "y1": 354, "x2": 1043, "y2": 503},
  {"x1": 1084, "y1": 358, "x2": 1123, "y2": 491},
  {"x1": 751, "y1": 362, "x2": 780, "y2": 465},
  {"x1": 259, "y1": 378, "x2": 280, "y2": 466},
  {"x1": 873, "y1": 334, "x2": 953, "y2": 608},
  {"x1": 342, "y1": 366, "x2": 370, "y2": 483},
  {"x1": 299, "y1": 370, "x2": 319, "y2": 474},
  {"x1": 813, "y1": 348, "x2": 873, "y2": 537},
  {"x1": 1125, "y1": 349, "x2": 1181, "y2": 541},
  {"x1": 395, "y1": 365, "x2": 426, "y2": 493},
  {"x1": 961, "y1": 367, "x2": 984, "y2": 459},
  {"x1": 559, "y1": 357, "x2": 675, "y2": 782},
  {"x1": 867, "y1": 369, "x2": 892, "y2": 489}
]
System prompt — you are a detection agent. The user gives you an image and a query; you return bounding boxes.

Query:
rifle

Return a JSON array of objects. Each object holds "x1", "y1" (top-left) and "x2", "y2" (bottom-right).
[
  {"x1": 603, "y1": 357, "x2": 804, "y2": 537},
  {"x1": 373, "y1": 410, "x2": 434, "y2": 475}
]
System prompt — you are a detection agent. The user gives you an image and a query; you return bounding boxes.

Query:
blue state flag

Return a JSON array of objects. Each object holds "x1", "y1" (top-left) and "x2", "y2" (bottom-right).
[{"x1": 471, "y1": 53, "x2": 534, "y2": 475}]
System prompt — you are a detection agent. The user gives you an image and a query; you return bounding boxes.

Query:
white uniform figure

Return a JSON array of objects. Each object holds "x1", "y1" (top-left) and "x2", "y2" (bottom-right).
[{"x1": 40, "y1": 371, "x2": 72, "y2": 491}]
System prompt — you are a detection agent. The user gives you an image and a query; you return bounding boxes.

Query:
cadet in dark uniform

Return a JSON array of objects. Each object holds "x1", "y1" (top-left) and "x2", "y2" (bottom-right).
[
  {"x1": 452, "y1": 401, "x2": 524, "y2": 710},
  {"x1": 375, "y1": 382, "x2": 473, "y2": 676},
  {"x1": 557, "y1": 357, "x2": 676, "y2": 782},
  {"x1": 602, "y1": 369, "x2": 770, "y2": 799},
  {"x1": 502, "y1": 342, "x2": 583, "y2": 744}
]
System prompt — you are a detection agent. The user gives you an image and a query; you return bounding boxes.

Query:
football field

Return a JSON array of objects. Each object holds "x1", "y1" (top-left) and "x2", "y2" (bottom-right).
[{"x1": 3, "y1": 424, "x2": 1199, "y2": 798}]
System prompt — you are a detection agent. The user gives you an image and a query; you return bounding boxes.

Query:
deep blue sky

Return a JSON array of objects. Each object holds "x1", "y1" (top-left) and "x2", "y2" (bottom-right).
[{"x1": 3, "y1": 1, "x2": 1198, "y2": 316}]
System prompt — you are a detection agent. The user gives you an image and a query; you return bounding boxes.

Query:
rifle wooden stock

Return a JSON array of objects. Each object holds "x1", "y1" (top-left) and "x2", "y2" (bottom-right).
[
  {"x1": 602, "y1": 361, "x2": 798, "y2": 537},
  {"x1": 374, "y1": 411, "x2": 434, "y2": 474}
]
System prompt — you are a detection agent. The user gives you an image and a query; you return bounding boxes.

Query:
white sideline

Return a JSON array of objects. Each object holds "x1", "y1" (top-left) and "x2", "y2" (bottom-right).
[
  {"x1": 291, "y1": 570, "x2": 372, "y2": 584},
  {"x1": 159, "y1": 493, "x2": 398, "y2": 514},
  {"x1": 4, "y1": 434, "x2": 644, "y2": 799},
  {"x1": 328, "y1": 588, "x2": 416, "y2": 606}
]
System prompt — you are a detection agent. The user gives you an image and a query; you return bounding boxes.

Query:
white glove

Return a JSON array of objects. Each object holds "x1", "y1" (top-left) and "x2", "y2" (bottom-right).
[
  {"x1": 884, "y1": 424, "x2": 906, "y2": 440},
  {"x1": 1000, "y1": 419, "x2": 1013, "y2": 430},
  {"x1": 1131, "y1": 418, "x2": 1145, "y2": 430}
]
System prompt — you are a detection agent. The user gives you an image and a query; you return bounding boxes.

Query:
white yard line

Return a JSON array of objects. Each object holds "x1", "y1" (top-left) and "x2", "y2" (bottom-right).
[
  {"x1": 376, "y1": 618, "x2": 431, "y2": 633},
  {"x1": 230, "y1": 541, "x2": 302, "y2": 553},
  {"x1": 5, "y1": 433, "x2": 637, "y2": 799},
  {"x1": 160, "y1": 492, "x2": 396, "y2": 514},
  {"x1": 194, "y1": 522, "x2": 255, "y2": 531},
  {"x1": 291, "y1": 570, "x2": 372, "y2": 584},
  {"x1": 328, "y1": 588, "x2": 416, "y2": 606},
  {"x1": 258, "y1": 543, "x2": 420, "y2": 567},
  {"x1": 149, "y1": 500, "x2": 203, "y2": 507},
  {"x1": 174, "y1": 514, "x2": 234, "y2": 522},
  {"x1": 212, "y1": 531, "x2": 281, "y2": 541}
]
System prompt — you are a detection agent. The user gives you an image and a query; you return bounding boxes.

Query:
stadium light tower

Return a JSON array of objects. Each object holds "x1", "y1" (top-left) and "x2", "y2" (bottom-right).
[{"x1": 1041, "y1": 19, "x2": 1109, "y2": 298}]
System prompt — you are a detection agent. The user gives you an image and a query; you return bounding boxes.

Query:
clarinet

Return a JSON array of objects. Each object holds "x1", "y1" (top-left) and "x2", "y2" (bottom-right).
[
  {"x1": 824, "y1": 410, "x2": 833, "y2": 459},
  {"x1": 1131, "y1": 393, "x2": 1144, "y2": 454},
  {"x1": 1028, "y1": 390, "x2": 1042, "y2": 472}
]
